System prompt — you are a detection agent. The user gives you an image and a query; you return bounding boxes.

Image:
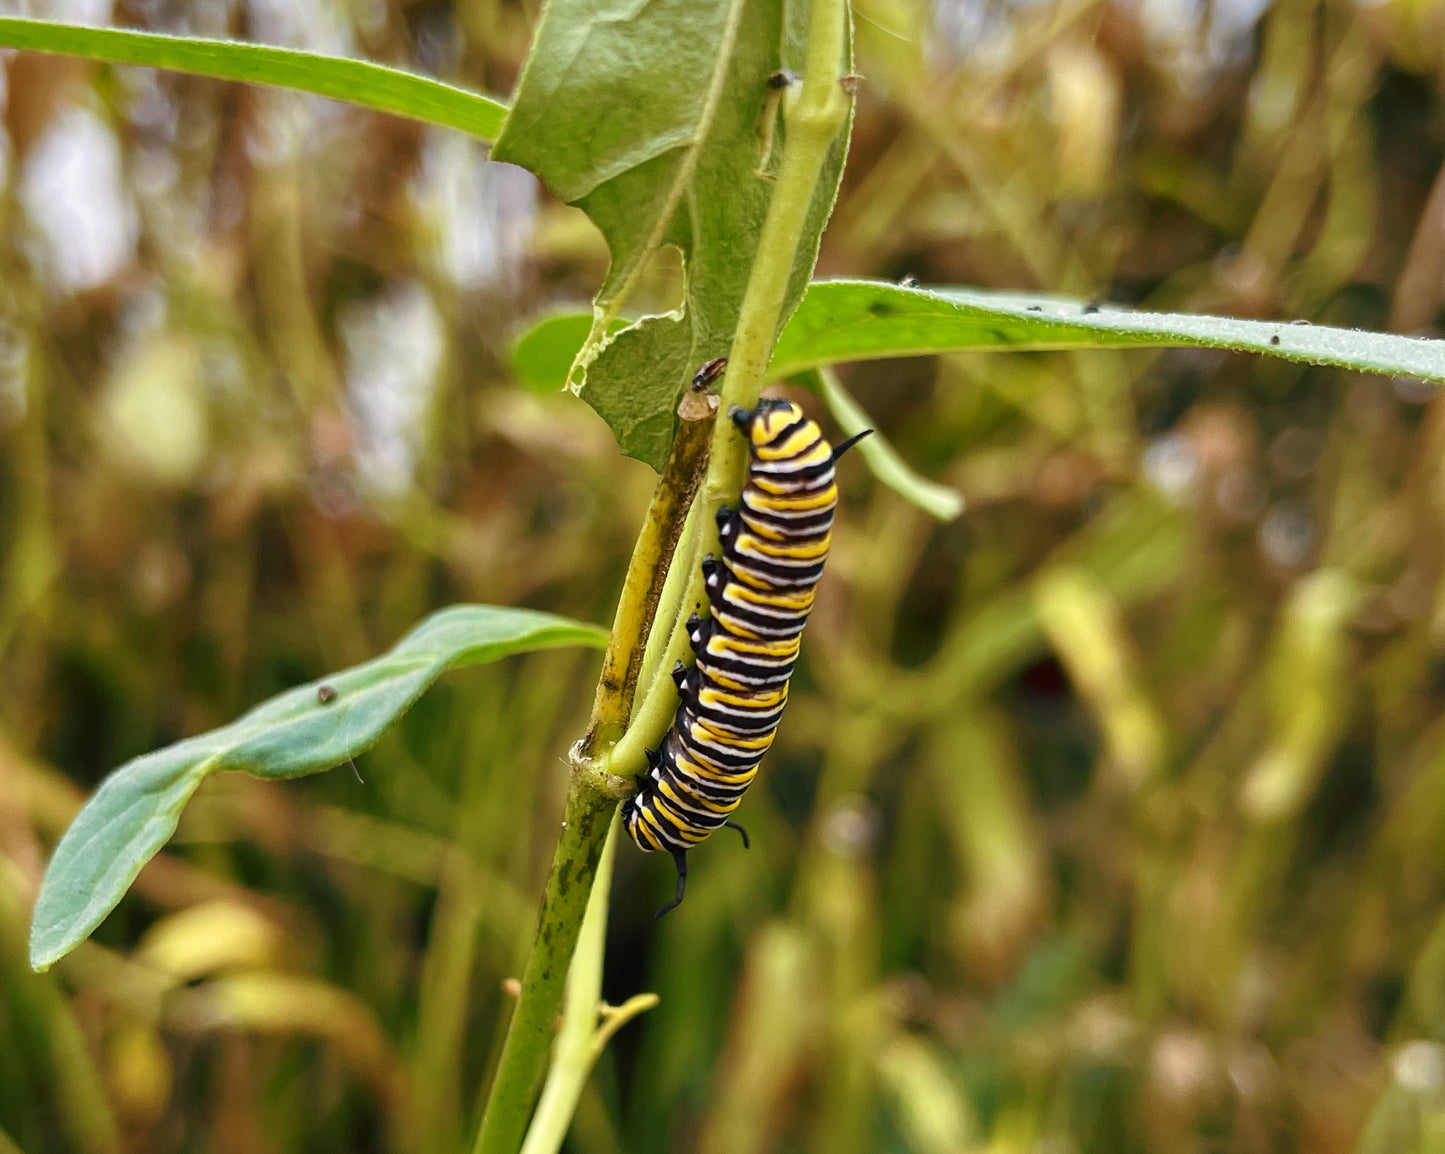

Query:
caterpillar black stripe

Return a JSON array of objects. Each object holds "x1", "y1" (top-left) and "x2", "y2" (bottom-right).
[{"x1": 622, "y1": 398, "x2": 871, "y2": 917}]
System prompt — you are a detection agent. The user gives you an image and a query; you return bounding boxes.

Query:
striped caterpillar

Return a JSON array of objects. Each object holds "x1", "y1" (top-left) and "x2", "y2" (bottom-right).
[{"x1": 622, "y1": 398, "x2": 870, "y2": 916}]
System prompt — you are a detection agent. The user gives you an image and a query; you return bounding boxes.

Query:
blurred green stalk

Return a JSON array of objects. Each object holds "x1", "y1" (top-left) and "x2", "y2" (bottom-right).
[{"x1": 472, "y1": 0, "x2": 853, "y2": 1143}]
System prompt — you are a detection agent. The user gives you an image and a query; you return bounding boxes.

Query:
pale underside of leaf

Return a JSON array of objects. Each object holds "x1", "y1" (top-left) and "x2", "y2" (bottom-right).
[
  {"x1": 494, "y1": 0, "x2": 846, "y2": 468},
  {"x1": 492, "y1": 0, "x2": 750, "y2": 390}
]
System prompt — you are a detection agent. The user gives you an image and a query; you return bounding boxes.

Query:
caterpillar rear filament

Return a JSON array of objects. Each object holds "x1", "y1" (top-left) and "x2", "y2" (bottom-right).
[{"x1": 622, "y1": 398, "x2": 870, "y2": 916}]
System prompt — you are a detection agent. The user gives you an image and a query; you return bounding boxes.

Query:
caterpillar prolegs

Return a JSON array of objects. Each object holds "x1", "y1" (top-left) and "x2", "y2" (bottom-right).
[{"x1": 622, "y1": 398, "x2": 870, "y2": 916}]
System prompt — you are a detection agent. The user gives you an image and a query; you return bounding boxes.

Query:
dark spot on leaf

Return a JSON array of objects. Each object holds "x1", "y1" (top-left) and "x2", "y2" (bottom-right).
[
  {"x1": 867, "y1": 300, "x2": 894, "y2": 317},
  {"x1": 316, "y1": 684, "x2": 338, "y2": 705},
  {"x1": 1027, "y1": 305, "x2": 1042, "y2": 312},
  {"x1": 1270, "y1": 334, "x2": 1281, "y2": 345},
  {"x1": 1083, "y1": 302, "x2": 1100, "y2": 314}
]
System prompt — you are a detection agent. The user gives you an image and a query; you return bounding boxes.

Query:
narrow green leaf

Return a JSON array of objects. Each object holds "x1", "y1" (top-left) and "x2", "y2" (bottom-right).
[
  {"x1": 511, "y1": 277, "x2": 1445, "y2": 506},
  {"x1": 811, "y1": 367, "x2": 964, "y2": 521},
  {"x1": 29, "y1": 605, "x2": 608, "y2": 971},
  {"x1": 0, "y1": 17, "x2": 507, "y2": 141},
  {"x1": 495, "y1": 0, "x2": 849, "y2": 468},
  {"x1": 770, "y1": 280, "x2": 1445, "y2": 383},
  {"x1": 514, "y1": 278, "x2": 1445, "y2": 402}
]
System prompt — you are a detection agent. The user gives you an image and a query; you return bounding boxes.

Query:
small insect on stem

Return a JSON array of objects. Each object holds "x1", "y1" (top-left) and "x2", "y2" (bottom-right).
[
  {"x1": 682, "y1": 355, "x2": 728, "y2": 419},
  {"x1": 756, "y1": 69, "x2": 800, "y2": 179},
  {"x1": 692, "y1": 356, "x2": 729, "y2": 392}
]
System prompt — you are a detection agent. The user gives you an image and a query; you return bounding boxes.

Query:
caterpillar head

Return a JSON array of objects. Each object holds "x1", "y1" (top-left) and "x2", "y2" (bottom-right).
[{"x1": 730, "y1": 399, "x2": 803, "y2": 447}]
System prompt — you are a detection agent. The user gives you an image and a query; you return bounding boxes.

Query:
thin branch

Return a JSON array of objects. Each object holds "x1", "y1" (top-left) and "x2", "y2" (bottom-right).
[
  {"x1": 603, "y1": 0, "x2": 855, "y2": 780},
  {"x1": 472, "y1": 3, "x2": 853, "y2": 1148},
  {"x1": 582, "y1": 364, "x2": 722, "y2": 754}
]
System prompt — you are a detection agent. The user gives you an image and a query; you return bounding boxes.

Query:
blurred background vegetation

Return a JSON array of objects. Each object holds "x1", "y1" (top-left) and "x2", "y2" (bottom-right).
[{"x1": 4, "y1": 0, "x2": 1445, "y2": 1150}]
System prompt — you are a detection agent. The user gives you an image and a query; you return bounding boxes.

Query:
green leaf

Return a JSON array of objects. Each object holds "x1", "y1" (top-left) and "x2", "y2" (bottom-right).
[
  {"x1": 29, "y1": 605, "x2": 607, "y2": 972},
  {"x1": 770, "y1": 280, "x2": 1445, "y2": 383},
  {"x1": 495, "y1": 0, "x2": 849, "y2": 468},
  {"x1": 510, "y1": 313, "x2": 964, "y2": 519},
  {"x1": 0, "y1": 17, "x2": 507, "y2": 141},
  {"x1": 511, "y1": 314, "x2": 628, "y2": 394},
  {"x1": 515, "y1": 278, "x2": 1445, "y2": 397},
  {"x1": 510, "y1": 312, "x2": 599, "y2": 392},
  {"x1": 511, "y1": 275, "x2": 1445, "y2": 507}
]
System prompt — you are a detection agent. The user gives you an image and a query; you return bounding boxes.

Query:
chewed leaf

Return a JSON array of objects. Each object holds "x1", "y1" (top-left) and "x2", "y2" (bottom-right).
[
  {"x1": 495, "y1": 0, "x2": 850, "y2": 467},
  {"x1": 29, "y1": 606, "x2": 608, "y2": 971}
]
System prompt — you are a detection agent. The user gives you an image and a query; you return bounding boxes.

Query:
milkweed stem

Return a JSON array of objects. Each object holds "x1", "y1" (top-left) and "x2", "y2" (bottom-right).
[
  {"x1": 582, "y1": 387, "x2": 717, "y2": 755},
  {"x1": 471, "y1": 2, "x2": 852, "y2": 1150}
]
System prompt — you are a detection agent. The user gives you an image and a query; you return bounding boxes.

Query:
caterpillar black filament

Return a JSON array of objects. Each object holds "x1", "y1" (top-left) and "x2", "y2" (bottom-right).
[{"x1": 622, "y1": 398, "x2": 871, "y2": 916}]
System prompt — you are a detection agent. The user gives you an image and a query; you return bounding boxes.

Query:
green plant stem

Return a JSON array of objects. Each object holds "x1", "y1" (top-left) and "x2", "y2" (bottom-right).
[
  {"x1": 475, "y1": 5, "x2": 851, "y2": 1149},
  {"x1": 606, "y1": 0, "x2": 854, "y2": 776},
  {"x1": 518, "y1": 819, "x2": 617, "y2": 1154},
  {"x1": 701, "y1": 0, "x2": 852, "y2": 507},
  {"x1": 814, "y1": 367, "x2": 965, "y2": 521},
  {"x1": 471, "y1": 785, "x2": 614, "y2": 1154},
  {"x1": 606, "y1": 588, "x2": 700, "y2": 777},
  {"x1": 632, "y1": 501, "x2": 704, "y2": 712},
  {"x1": 518, "y1": 819, "x2": 659, "y2": 1154},
  {"x1": 473, "y1": 302, "x2": 717, "y2": 1154},
  {"x1": 583, "y1": 393, "x2": 716, "y2": 754},
  {"x1": 470, "y1": 439, "x2": 703, "y2": 1154}
]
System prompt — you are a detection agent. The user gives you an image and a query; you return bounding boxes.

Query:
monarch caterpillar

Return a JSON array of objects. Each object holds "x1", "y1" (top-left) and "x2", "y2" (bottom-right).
[{"x1": 622, "y1": 398, "x2": 871, "y2": 916}]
